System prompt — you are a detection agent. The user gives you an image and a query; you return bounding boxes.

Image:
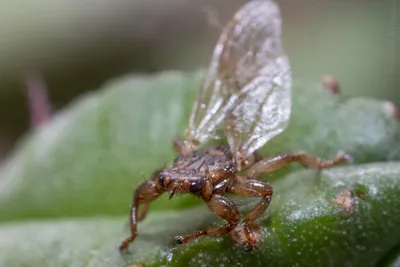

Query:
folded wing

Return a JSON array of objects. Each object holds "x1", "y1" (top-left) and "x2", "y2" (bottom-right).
[{"x1": 188, "y1": 0, "x2": 292, "y2": 158}]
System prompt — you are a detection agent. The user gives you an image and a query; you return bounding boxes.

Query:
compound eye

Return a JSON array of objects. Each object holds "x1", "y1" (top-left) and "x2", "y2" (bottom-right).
[
  {"x1": 189, "y1": 179, "x2": 204, "y2": 193},
  {"x1": 158, "y1": 173, "x2": 171, "y2": 187}
]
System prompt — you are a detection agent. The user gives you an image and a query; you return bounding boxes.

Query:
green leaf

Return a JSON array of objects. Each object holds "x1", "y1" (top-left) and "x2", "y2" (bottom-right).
[
  {"x1": 1, "y1": 71, "x2": 400, "y2": 266},
  {"x1": 1, "y1": 72, "x2": 399, "y2": 221},
  {"x1": 1, "y1": 163, "x2": 400, "y2": 267}
]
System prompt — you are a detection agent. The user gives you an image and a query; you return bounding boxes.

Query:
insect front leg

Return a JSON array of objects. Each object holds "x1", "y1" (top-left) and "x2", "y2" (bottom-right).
[
  {"x1": 246, "y1": 152, "x2": 351, "y2": 178},
  {"x1": 174, "y1": 179, "x2": 241, "y2": 244},
  {"x1": 227, "y1": 176, "x2": 273, "y2": 251},
  {"x1": 119, "y1": 179, "x2": 165, "y2": 253}
]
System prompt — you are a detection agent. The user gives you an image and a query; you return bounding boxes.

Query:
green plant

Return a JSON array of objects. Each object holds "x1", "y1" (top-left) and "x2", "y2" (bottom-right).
[{"x1": 1, "y1": 71, "x2": 399, "y2": 267}]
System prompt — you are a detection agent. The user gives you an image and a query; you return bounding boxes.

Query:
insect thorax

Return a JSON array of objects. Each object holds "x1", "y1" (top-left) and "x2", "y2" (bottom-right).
[{"x1": 172, "y1": 145, "x2": 236, "y2": 177}]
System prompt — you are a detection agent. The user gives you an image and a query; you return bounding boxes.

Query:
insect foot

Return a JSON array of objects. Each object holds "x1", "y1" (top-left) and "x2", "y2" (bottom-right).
[
  {"x1": 119, "y1": 235, "x2": 136, "y2": 255},
  {"x1": 335, "y1": 151, "x2": 353, "y2": 164},
  {"x1": 244, "y1": 243, "x2": 257, "y2": 253},
  {"x1": 243, "y1": 224, "x2": 259, "y2": 252},
  {"x1": 228, "y1": 223, "x2": 263, "y2": 253}
]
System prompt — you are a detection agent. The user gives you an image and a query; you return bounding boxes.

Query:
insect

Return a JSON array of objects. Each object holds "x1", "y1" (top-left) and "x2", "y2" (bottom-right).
[{"x1": 119, "y1": 0, "x2": 350, "y2": 253}]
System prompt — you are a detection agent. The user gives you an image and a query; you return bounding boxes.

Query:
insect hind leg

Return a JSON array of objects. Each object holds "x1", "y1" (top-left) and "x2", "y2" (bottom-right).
[
  {"x1": 227, "y1": 177, "x2": 273, "y2": 251},
  {"x1": 245, "y1": 152, "x2": 351, "y2": 178}
]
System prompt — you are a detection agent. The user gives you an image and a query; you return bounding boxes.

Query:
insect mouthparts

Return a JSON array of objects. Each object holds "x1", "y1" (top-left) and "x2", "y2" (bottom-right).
[{"x1": 169, "y1": 188, "x2": 176, "y2": 200}]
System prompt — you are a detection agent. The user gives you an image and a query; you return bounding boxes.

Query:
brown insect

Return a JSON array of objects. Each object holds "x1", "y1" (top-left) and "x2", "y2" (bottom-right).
[{"x1": 119, "y1": 1, "x2": 350, "y2": 253}]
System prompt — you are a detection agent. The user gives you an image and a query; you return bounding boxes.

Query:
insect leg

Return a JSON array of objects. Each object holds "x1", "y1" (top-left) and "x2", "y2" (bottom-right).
[
  {"x1": 227, "y1": 177, "x2": 273, "y2": 251},
  {"x1": 119, "y1": 179, "x2": 165, "y2": 253},
  {"x1": 174, "y1": 180, "x2": 241, "y2": 244},
  {"x1": 245, "y1": 152, "x2": 351, "y2": 178}
]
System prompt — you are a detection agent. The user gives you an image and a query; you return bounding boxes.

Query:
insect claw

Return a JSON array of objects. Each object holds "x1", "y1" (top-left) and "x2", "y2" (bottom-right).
[
  {"x1": 244, "y1": 243, "x2": 253, "y2": 252},
  {"x1": 119, "y1": 246, "x2": 131, "y2": 256},
  {"x1": 244, "y1": 243, "x2": 257, "y2": 253}
]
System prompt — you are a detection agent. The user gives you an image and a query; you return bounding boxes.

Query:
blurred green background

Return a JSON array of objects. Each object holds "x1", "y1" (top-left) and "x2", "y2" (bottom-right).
[{"x1": 0, "y1": 0, "x2": 398, "y2": 160}]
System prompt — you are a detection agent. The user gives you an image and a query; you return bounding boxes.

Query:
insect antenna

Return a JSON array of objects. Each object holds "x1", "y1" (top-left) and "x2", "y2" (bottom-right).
[
  {"x1": 139, "y1": 171, "x2": 146, "y2": 182},
  {"x1": 163, "y1": 161, "x2": 169, "y2": 169}
]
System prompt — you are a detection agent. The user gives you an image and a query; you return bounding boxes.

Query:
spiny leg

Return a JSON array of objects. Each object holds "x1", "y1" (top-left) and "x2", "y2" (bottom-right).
[
  {"x1": 246, "y1": 152, "x2": 351, "y2": 178},
  {"x1": 119, "y1": 179, "x2": 165, "y2": 253},
  {"x1": 227, "y1": 177, "x2": 273, "y2": 251},
  {"x1": 174, "y1": 180, "x2": 241, "y2": 244}
]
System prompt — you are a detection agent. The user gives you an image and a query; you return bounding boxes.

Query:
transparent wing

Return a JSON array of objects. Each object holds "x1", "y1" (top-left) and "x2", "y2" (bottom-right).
[{"x1": 187, "y1": 0, "x2": 291, "y2": 157}]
